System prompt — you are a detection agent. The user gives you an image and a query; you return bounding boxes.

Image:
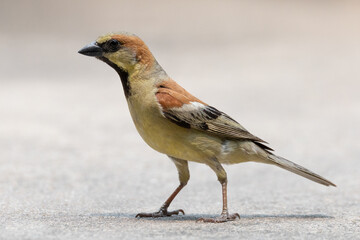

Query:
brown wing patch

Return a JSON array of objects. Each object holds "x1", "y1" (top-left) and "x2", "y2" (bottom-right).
[
  {"x1": 156, "y1": 88, "x2": 188, "y2": 109},
  {"x1": 111, "y1": 34, "x2": 154, "y2": 67},
  {"x1": 157, "y1": 79, "x2": 206, "y2": 106}
]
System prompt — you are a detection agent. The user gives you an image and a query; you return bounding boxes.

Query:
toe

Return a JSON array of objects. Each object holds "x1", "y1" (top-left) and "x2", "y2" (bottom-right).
[
  {"x1": 167, "y1": 209, "x2": 185, "y2": 216},
  {"x1": 228, "y1": 213, "x2": 240, "y2": 220},
  {"x1": 135, "y1": 212, "x2": 153, "y2": 218},
  {"x1": 136, "y1": 209, "x2": 186, "y2": 218}
]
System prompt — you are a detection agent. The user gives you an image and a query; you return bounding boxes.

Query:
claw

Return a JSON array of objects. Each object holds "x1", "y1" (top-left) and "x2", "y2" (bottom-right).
[
  {"x1": 136, "y1": 208, "x2": 185, "y2": 218},
  {"x1": 167, "y1": 209, "x2": 185, "y2": 216},
  {"x1": 196, "y1": 213, "x2": 240, "y2": 223}
]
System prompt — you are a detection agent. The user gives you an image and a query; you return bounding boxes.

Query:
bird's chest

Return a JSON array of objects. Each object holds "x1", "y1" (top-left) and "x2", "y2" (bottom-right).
[
  {"x1": 126, "y1": 91, "x2": 198, "y2": 158},
  {"x1": 126, "y1": 90, "x2": 169, "y2": 151},
  {"x1": 125, "y1": 82, "x2": 223, "y2": 161}
]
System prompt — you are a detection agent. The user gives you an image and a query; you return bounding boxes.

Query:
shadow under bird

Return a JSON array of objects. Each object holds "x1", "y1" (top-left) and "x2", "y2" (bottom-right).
[{"x1": 78, "y1": 32, "x2": 336, "y2": 223}]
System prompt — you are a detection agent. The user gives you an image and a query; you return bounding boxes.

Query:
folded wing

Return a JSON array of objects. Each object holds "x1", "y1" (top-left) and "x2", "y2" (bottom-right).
[{"x1": 156, "y1": 80, "x2": 273, "y2": 152}]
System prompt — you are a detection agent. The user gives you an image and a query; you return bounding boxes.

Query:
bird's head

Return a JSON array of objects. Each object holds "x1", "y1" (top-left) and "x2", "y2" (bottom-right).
[
  {"x1": 78, "y1": 32, "x2": 155, "y2": 75},
  {"x1": 79, "y1": 32, "x2": 166, "y2": 97}
]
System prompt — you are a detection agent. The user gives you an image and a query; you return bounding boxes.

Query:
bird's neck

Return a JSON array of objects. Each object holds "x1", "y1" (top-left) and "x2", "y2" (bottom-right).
[
  {"x1": 99, "y1": 56, "x2": 168, "y2": 99},
  {"x1": 129, "y1": 58, "x2": 169, "y2": 84},
  {"x1": 99, "y1": 56, "x2": 131, "y2": 98}
]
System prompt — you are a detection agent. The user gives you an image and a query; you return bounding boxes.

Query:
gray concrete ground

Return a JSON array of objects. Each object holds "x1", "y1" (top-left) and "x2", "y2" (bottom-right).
[{"x1": 1, "y1": 0, "x2": 360, "y2": 239}]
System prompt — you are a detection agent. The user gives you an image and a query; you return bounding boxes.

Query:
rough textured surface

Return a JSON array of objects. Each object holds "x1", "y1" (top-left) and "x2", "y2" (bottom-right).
[{"x1": 1, "y1": 0, "x2": 359, "y2": 239}]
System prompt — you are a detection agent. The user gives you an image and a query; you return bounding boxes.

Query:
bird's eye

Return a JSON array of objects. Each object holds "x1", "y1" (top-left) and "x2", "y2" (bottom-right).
[{"x1": 107, "y1": 39, "x2": 120, "y2": 52}]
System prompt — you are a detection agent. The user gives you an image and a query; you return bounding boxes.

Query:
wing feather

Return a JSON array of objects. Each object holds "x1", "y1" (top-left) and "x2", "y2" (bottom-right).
[{"x1": 155, "y1": 80, "x2": 272, "y2": 151}]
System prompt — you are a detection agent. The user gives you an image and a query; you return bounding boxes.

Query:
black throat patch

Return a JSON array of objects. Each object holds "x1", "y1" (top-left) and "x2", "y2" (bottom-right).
[{"x1": 98, "y1": 57, "x2": 130, "y2": 98}]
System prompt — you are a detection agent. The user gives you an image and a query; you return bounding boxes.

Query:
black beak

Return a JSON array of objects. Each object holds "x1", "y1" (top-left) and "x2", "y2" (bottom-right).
[{"x1": 78, "y1": 42, "x2": 103, "y2": 57}]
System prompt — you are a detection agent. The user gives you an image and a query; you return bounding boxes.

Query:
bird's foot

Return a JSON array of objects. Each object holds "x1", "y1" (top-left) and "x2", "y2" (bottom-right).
[
  {"x1": 197, "y1": 212, "x2": 240, "y2": 223},
  {"x1": 135, "y1": 208, "x2": 185, "y2": 218}
]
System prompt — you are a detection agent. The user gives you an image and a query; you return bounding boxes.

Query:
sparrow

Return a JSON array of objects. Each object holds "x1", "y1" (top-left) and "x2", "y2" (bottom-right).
[{"x1": 78, "y1": 32, "x2": 335, "y2": 223}]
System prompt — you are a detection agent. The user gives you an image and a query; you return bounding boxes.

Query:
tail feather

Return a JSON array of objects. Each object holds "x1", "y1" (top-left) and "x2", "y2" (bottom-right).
[{"x1": 268, "y1": 155, "x2": 336, "y2": 187}]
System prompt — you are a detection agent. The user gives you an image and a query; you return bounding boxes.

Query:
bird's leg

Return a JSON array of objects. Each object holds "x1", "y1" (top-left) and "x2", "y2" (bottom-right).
[
  {"x1": 136, "y1": 183, "x2": 185, "y2": 218},
  {"x1": 136, "y1": 157, "x2": 189, "y2": 218},
  {"x1": 197, "y1": 160, "x2": 240, "y2": 223},
  {"x1": 197, "y1": 181, "x2": 240, "y2": 223}
]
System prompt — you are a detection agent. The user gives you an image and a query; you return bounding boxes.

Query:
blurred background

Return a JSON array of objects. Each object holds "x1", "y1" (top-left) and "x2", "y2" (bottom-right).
[{"x1": 0, "y1": 0, "x2": 359, "y2": 239}]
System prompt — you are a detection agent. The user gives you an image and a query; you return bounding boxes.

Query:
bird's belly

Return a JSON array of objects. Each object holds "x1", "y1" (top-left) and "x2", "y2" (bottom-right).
[
  {"x1": 127, "y1": 97, "x2": 223, "y2": 162},
  {"x1": 126, "y1": 95, "x2": 265, "y2": 164}
]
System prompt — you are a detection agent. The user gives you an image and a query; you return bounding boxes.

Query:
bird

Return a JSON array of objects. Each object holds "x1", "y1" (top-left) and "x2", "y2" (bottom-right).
[{"x1": 78, "y1": 32, "x2": 336, "y2": 223}]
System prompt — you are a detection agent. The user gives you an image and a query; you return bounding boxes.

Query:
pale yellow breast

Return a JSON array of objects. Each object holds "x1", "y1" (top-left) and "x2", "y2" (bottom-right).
[
  {"x1": 124, "y1": 77, "x2": 263, "y2": 165},
  {"x1": 126, "y1": 81, "x2": 223, "y2": 163}
]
